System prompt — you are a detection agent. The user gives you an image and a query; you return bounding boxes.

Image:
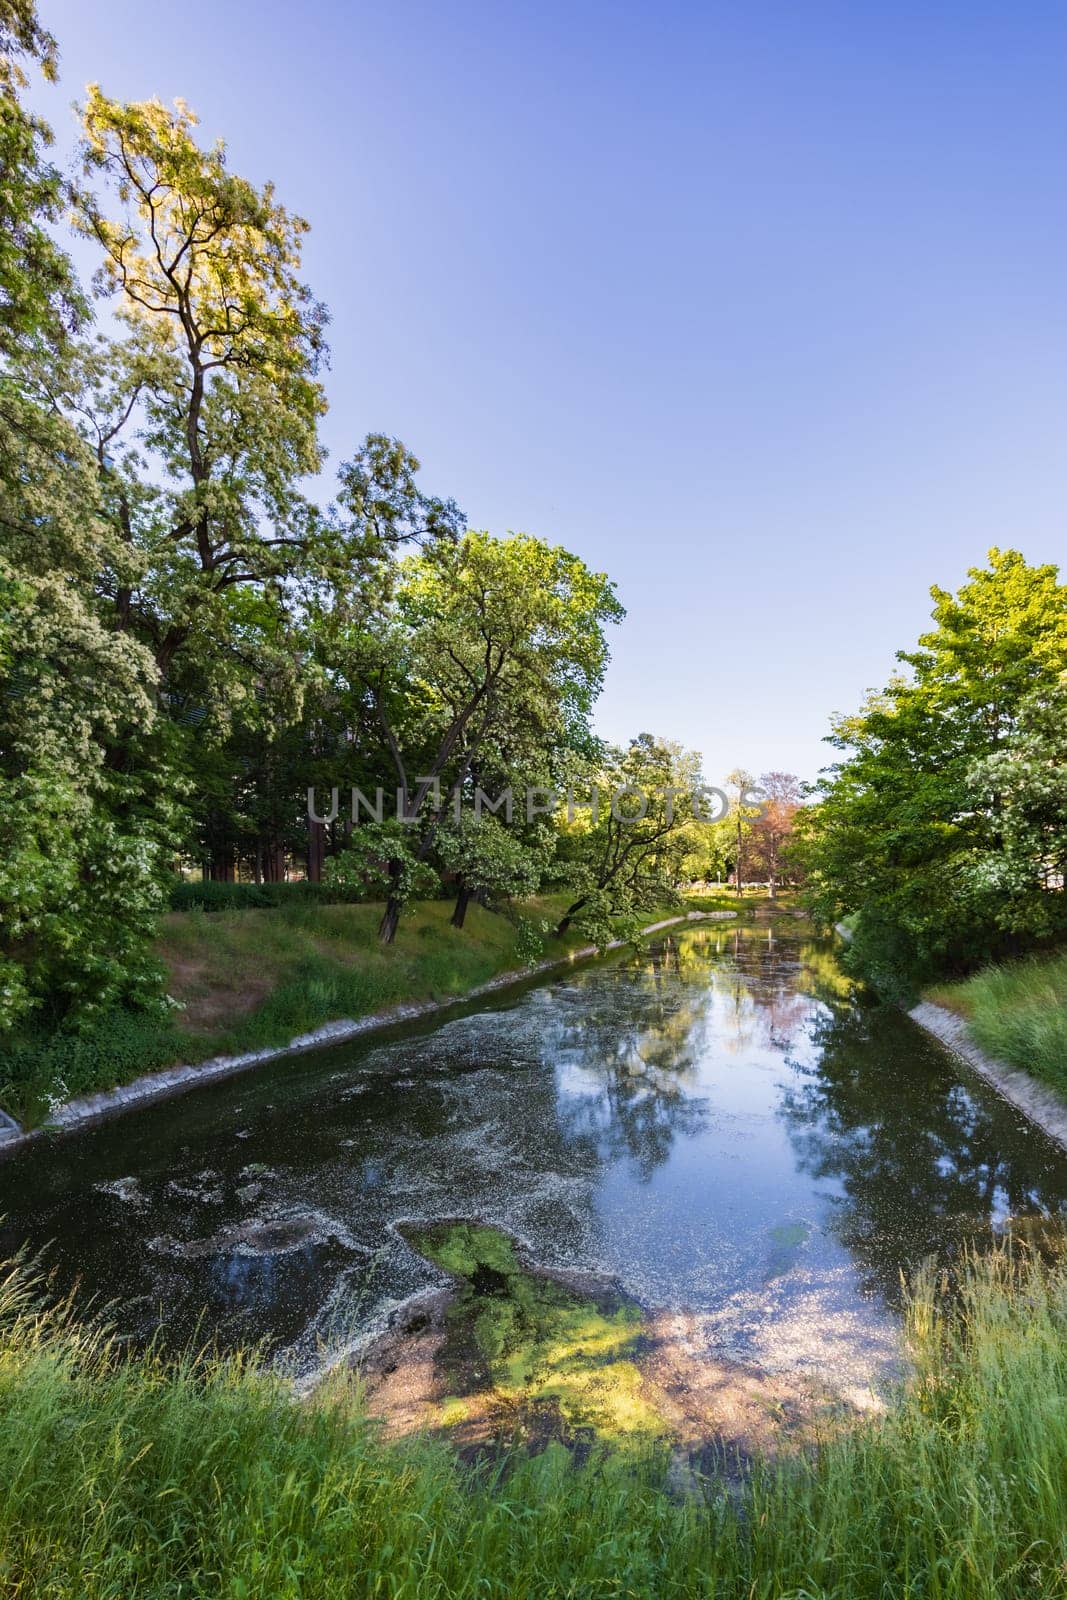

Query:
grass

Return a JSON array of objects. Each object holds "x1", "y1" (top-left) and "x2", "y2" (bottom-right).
[
  {"x1": 0, "y1": 895, "x2": 684, "y2": 1126},
  {"x1": 1, "y1": 1242, "x2": 1067, "y2": 1596},
  {"x1": 927, "y1": 948, "x2": 1067, "y2": 1096}
]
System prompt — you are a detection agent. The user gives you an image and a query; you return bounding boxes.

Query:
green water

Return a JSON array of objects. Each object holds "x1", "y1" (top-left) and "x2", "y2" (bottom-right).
[{"x1": 2, "y1": 926, "x2": 1065, "y2": 1395}]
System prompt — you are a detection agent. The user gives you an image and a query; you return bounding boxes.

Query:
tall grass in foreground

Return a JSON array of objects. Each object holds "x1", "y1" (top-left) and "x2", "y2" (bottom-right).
[
  {"x1": 930, "y1": 949, "x2": 1067, "y2": 1095},
  {"x1": 1, "y1": 1245, "x2": 1067, "y2": 1597}
]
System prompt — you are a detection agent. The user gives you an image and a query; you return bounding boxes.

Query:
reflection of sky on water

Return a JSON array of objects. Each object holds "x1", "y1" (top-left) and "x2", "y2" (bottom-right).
[{"x1": 2, "y1": 927, "x2": 1066, "y2": 1396}]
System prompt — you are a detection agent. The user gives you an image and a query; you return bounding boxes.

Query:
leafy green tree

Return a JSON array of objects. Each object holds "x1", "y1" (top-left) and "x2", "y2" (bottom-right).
[
  {"x1": 323, "y1": 821, "x2": 438, "y2": 911},
  {"x1": 797, "y1": 550, "x2": 1067, "y2": 999},
  {"x1": 340, "y1": 530, "x2": 622, "y2": 942},
  {"x1": 437, "y1": 812, "x2": 553, "y2": 928},
  {"x1": 967, "y1": 676, "x2": 1067, "y2": 937},
  {"x1": 554, "y1": 735, "x2": 698, "y2": 942},
  {"x1": 0, "y1": 1, "x2": 81, "y2": 353},
  {"x1": 63, "y1": 89, "x2": 328, "y2": 677},
  {"x1": 0, "y1": 7, "x2": 175, "y2": 1036}
]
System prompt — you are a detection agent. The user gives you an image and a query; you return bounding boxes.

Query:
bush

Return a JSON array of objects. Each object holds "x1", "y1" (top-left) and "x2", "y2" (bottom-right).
[
  {"x1": 0, "y1": 1008, "x2": 185, "y2": 1125},
  {"x1": 167, "y1": 879, "x2": 367, "y2": 913}
]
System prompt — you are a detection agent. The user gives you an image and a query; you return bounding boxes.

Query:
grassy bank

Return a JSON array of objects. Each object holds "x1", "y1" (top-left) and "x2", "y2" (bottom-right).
[
  {"x1": 927, "y1": 949, "x2": 1067, "y2": 1097},
  {"x1": 1, "y1": 1243, "x2": 1066, "y2": 1597},
  {"x1": 0, "y1": 896, "x2": 679, "y2": 1127}
]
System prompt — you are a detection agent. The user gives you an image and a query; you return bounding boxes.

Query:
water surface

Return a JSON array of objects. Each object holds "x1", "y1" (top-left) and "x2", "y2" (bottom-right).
[{"x1": 2, "y1": 926, "x2": 1065, "y2": 1399}]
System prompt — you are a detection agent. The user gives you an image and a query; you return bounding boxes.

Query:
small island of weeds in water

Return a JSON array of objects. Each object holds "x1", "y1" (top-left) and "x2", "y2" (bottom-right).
[
  {"x1": 392, "y1": 1220, "x2": 663, "y2": 1445},
  {"x1": 2, "y1": 1239, "x2": 1067, "y2": 1596}
]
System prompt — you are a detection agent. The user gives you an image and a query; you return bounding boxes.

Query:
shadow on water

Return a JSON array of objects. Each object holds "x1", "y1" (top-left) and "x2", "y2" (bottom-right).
[{"x1": 1, "y1": 923, "x2": 1065, "y2": 1392}]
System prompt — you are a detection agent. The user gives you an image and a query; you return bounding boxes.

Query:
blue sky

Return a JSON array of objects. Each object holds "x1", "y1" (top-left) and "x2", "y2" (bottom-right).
[{"x1": 30, "y1": 0, "x2": 1067, "y2": 784}]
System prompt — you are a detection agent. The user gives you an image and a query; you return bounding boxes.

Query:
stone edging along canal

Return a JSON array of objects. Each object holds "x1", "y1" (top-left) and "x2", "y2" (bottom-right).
[
  {"x1": 0, "y1": 910, "x2": 739, "y2": 1155},
  {"x1": 908, "y1": 1001, "x2": 1067, "y2": 1157},
  {"x1": 834, "y1": 921, "x2": 1067, "y2": 1157}
]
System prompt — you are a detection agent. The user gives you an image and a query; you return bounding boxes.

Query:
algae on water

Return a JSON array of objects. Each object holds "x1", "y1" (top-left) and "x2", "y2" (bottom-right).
[{"x1": 402, "y1": 1221, "x2": 665, "y2": 1440}]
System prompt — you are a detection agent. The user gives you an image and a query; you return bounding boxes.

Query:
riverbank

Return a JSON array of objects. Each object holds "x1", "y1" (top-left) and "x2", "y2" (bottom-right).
[
  {"x1": 1, "y1": 1241, "x2": 1065, "y2": 1597},
  {"x1": 0, "y1": 898, "x2": 743, "y2": 1145},
  {"x1": 925, "y1": 949, "x2": 1067, "y2": 1096},
  {"x1": 909, "y1": 1000, "x2": 1067, "y2": 1156},
  {"x1": 836, "y1": 920, "x2": 1067, "y2": 1149}
]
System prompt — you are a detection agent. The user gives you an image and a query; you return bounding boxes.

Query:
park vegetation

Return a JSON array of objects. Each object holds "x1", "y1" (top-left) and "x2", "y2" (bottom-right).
[
  {"x1": 1, "y1": 1, "x2": 802, "y2": 1113},
  {"x1": 796, "y1": 550, "x2": 1067, "y2": 1006},
  {"x1": 3, "y1": 7, "x2": 1067, "y2": 1594}
]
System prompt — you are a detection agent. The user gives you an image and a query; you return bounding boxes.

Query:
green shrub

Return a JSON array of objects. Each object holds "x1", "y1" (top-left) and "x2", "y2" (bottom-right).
[
  {"x1": 0, "y1": 1008, "x2": 185, "y2": 1125},
  {"x1": 168, "y1": 879, "x2": 370, "y2": 913}
]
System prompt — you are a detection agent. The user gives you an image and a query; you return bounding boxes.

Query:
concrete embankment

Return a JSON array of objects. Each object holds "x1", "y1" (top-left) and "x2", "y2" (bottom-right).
[{"x1": 908, "y1": 1000, "x2": 1067, "y2": 1157}]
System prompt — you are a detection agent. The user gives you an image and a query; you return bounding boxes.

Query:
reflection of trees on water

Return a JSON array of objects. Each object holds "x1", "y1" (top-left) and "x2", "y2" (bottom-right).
[
  {"x1": 778, "y1": 1004, "x2": 1067, "y2": 1304},
  {"x1": 544, "y1": 929, "x2": 823, "y2": 1182},
  {"x1": 545, "y1": 942, "x2": 712, "y2": 1180},
  {"x1": 687, "y1": 930, "x2": 824, "y2": 1058}
]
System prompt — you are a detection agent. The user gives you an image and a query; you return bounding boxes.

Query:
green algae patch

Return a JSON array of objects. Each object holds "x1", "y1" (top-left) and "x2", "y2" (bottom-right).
[
  {"x1": 400, "y1": 1220, "x2": 666, "y2": 1442},
  {"x1": 765, "y1": 1221, "x2": 811, "y2": 1281}
]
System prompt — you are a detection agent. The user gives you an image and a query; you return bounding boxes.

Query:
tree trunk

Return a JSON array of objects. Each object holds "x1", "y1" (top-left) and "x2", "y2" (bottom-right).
[
  {"x1": 378, "y1": 896, "x2": 401, "y2": 944},
  {"x1": 210, "y1": 849, "x2": 235, "y2": 882},
  {"x1": 378, "y1": 858, "x2": 404, "y2": 944},
  {"x1": 735, "y1": 814, "x2": 743, "y2": 900},
  {"x1": 307, "y1": 818, "x2": 325, "y2": 884},
  {"x1": 451, "y1": 882, "x2": 473, "y2": 928}
]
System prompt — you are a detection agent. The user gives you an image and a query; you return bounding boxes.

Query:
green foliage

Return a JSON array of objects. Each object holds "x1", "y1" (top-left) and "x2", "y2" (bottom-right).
[
  {"x1": 555, "y1": 734, "x2": 694, "y2": 942},
  {"x1": 329, "y1": 528, "x2": 624, "y2": 941},
  {"x1": 0, "y1": 0, "x2": 82, "y2": 354},
  {"x1": 325, "y1": 821, "x2": 440, "y2": 907},
  {"x1": 798, "y1": 550, "x2": 1067, "y2": 997},
  {"x1": 437, "y1": 813, "x2": 552, "y2": 908},
  {"x1": 2, "y1": 1245, "x2": 1067, "y2": 1595},
  {"x1": 0, "y1": 11, "x2": 177, "y2": 1034},
  {"x1": 967, "y1": 675, "x2": 1067, "y2": 938},
  {"x1": 71, "y1": 87, "x2": 329, "y2": 675},
  {"x1": 168, "y1": 878, "x2": 365, "y2": 913},
  {"x1": 0, "y1": 1008, "x2": 184, "y2": 1124},
  {"x1": 513, "y1": 914, "x2": 552, "y2": 965}
]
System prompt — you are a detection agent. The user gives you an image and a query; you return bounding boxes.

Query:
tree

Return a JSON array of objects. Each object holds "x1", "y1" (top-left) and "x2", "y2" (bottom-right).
[
  {"x1": 0, "y1": 8, "x2": 173, "y2": 1034},
  {"x1": 0, "y1": 1, "x2": 81, "y2": 353},
  {"x1": 796, "y1": 550, "x2": 1067, "y2": 999},
  {"x1": 967, "y1": 676, "x2": 1067, "y2": 937},
  {"x1": 341, "y1": 530, "x2": 622, "y2": 942},
  {"x1": 554, "y1": 735, "x2": 698, "y2": 942},
  {"x1": 723, "y1": 768, "x2": 761, "y2": 897},
  {"x1": 64, "y1": 89, "x2": 328, "y2": 678},
  {"x1": 437, "y1": 812, "x2": 552, "y2": 928},
  {"x1": 746, "y1": 771, "x2": 802, "y2": 898},
  {"x1": 323, "y1": 821, "x2": 437, "y2": 913}
]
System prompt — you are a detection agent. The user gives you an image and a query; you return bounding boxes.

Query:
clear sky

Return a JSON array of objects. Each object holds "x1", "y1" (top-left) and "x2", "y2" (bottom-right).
[{"x1": 29, "y1": 0, "x2": 1067, "y2": 785}]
